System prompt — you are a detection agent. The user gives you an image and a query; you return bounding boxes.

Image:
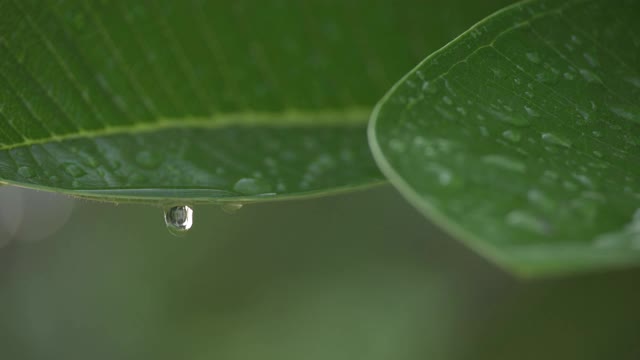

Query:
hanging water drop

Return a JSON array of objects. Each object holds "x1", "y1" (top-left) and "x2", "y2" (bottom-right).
[
  {"x1": 221, "y1": 202, "x2": 243, "y2": 214},
  {"x1": 164, "y1": 205, "x2": 193, "y2": 236}
]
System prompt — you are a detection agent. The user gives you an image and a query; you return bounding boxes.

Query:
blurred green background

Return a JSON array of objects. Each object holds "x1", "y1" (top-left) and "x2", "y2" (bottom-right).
[{"x1": 1, "y1": 185, "x2": 639, "y2": 359}]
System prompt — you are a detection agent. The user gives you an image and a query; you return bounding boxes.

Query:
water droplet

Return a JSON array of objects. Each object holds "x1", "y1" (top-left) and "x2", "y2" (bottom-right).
[
  {"x1": 524, "y1": 105, "x2": 540, "y2": 117},
  {"x1": 572, "y1": 173, "x2": 594, "y2": 188},
  {"x1": 164, "y1": 205, "x2": 193, "y2": 236},
  {"x1": 17, "y1": 166, "x2": 34, "y2": 178},
  {"x1": 594, "y1": 208, "x2": 640, "y2": 249},
  {"x1": 625, "y1": 77, "x2": 640, "y2": 89},
  {"x1": 527, "y1": 189, "x2": 555, "y2": 211},
  {"x1": 541, "y1": 133, "x2": 571, "y2": 148},
  {"x1": 570, "y1": 35, "x2": 582, "y2": 44},
  {"x1": 506, "y1": 210, "x2": 549, "y2": 235},
  {"x1": 526, "y1": 52, "x2": 541, "y2": 64},
  {"x1": 421, "y1": 81, "x2": 438, "y2": 94},
  {"x1": 579, "y1": 68, "x2": 601, "y2": 83},
  {"x1": 502, "y1": 129, "x2": 521, "y2": 142},
  {"x1": 482, "y1": 154, "x2": 526, "y2": 173},
  {"x1": 233, "y1": 177, "x2": 272, "y2": 195},
  {"x1": 63, "y1": 163, "x2": 86, "y2": 177},
  {"x1": 221, "y1": 202, "x2": 243, "y2": 214},
  {"x1": 489, "y1": 109, "x2": 530, "y2": 127},
  {"x1": 135, "y1": 150, "x2": 161, "y2": 169},
  {"x1": 609, "y1": 105, "x2": 638, "y2": 121},
  {"x1": 583, "y1": 53, "x2": 599, "y2": 68}
]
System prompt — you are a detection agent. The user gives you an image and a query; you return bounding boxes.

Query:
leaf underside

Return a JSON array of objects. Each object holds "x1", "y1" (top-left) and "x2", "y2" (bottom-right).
[
  {"x1": 0, "y1": 0, "x2": 511, "y2": 204},
  {"x1": 370, "y1": 0, "x2": 640, "y2": 275}
]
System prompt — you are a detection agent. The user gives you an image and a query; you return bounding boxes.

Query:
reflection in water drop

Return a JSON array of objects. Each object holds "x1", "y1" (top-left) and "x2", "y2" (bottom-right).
[{"x1": 164, "y1": 205, "x2": 193, "y2": 236}]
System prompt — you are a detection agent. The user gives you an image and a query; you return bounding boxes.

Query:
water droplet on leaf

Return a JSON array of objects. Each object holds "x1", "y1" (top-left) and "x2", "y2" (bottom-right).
[
  {"x1": 502, "y1": 129, "x2": 521, "y2": 142},
  {"x1": 233, "y1": 177, "x2": 272, "y2": 195},
  {"x1": 17, "y1": 166, "x2": 34, "y2": 178},
  {"x1": 541, "y1": 133, "x2": 571, "y2": 148}
]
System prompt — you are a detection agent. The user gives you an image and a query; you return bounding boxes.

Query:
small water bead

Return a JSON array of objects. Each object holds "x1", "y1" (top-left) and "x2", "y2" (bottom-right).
[
  {"x1": 164, "y1": 205, "x2": 193, "y2": 236},
  {"x1": 579, "y1": 68, "x2": 601, "y2": 83},
  {"x1": 541, "y1": 133, "x2": 571, "y2": 148},
  {"x1": 506, "y1": 210, "x2": 549, "y2": 235},
  {"x1": 63, "y1": 163, "x2": 86, "y2": 177},
  {"x1": 526, "y1": 52, "x2": 541, "y2": 64},
  {"x1": 583, "y1": 53, "x2": 599, "y2": 68},
  {"x1": 17, "y1": 166, "x2": 34, "y2": 178},
  {"x1": 482, "y1": 154, "x2": 526, "y2": 173},
  {"x1": 625, "y1": 77, "x2": 640, "y2": 88},
  {"x1": 502, "y1": 129, "x2": 522, "y2": 143},
  {"x1": 233, "y1": 177, "x2": 272, "y2": 195},
  {"x1": 421, "y1": 81, "x2": 438, "y2": 94},
  {"x1": 594, "y1": 209, "x2": 640, "y2": 249},
  {"x1": 527, "y1": 189, "x2": 555, "y2": 211},
  {"x1": 523, "y1": 105, "x2": 540, "y2": 117},
  {"x1": 221, "y1": 202, "x2": 243, "y2": 214}
]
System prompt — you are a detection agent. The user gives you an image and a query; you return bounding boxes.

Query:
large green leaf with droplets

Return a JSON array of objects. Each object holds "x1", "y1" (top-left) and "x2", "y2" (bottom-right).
[
  {"x1": 370, "y1": 0, "x2": 640, "y2": 275},
  {"x1": 0, "y1": 0, "x2": 511, "y2": 204}
]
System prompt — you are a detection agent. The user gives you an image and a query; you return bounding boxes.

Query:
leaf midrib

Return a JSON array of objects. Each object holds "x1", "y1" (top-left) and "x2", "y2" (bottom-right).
[{"x1": 0, "y1": 106, "x2": 372, "y2": 151}]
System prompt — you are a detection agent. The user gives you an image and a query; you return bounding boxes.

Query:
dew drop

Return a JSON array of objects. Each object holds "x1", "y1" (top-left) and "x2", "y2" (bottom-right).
[
  {"x1": 17, "y1": 166, "x2": 34, "y2": 178},
  {"x1": 421, "y1": 81, "x2": 438, "y2": 94},
  {"x1": 625, "y1": 76, "x2": 640, "y2": 89},
  {"x1": 524, "y1": 105, "x2": 540, "y2": 117},
  {"x1": 583, "y1": 53, "x2": 599, "y2": 68},
  {"x1": 527, "y1": 189, "x2": 555, "y2": 211},
  {"x1": 502, "y1": 129, "x2": 521, "y2": 142},
  {"x1": 164, "y1": 205, "x2": 193, "y2": 236},
  {"x1": 579, "y1": 68, "x2": 601, "y2": 83},
  {"x1": 506, "y1": 210, "x2": 549, "y2": 235},
  {"x1": 482, "y1": 154, "x2": 526, "y2": 173},
  {"x1": 541, "y1": 133, "x2": 571, "y2": 148},
  {"x1": 233, "y1": 177, "x2": 272, "y2": 195},
  {"x1": 63, "y1": 163, "x2": 86, "y2": 177},
  {"x1": 526, "y1": 52, "x2": 541, "y2": 64},
  {"x1": 221, "y1": 202, "x2": 243, "y2": 214}
]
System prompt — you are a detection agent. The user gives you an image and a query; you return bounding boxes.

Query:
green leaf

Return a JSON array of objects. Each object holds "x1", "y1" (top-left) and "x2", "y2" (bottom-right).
[
  {"x1": 370, "y1": 0, "x2": 640, "y2": 275},
  {"x1": 0, "y1": 0, "x2": 511, "y2": 204}
]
